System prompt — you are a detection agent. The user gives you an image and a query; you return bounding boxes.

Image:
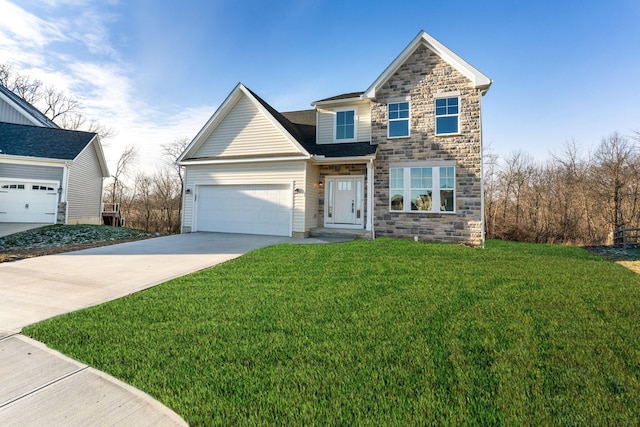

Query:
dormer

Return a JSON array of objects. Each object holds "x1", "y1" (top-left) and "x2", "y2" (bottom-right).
[{"x1": 311, "y1": 92, "x2": 371, "y2": 145}]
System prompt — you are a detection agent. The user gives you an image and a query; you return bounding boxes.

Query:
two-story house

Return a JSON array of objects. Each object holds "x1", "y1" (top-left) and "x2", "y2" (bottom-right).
[{"x1": 178, "y1": 30, "x2": 491, "y2": 246}]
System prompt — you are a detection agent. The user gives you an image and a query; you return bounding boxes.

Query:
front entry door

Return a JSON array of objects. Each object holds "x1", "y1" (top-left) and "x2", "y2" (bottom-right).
[{"x1": 325, "y1": 176, "x2": 364, "y2": 226}]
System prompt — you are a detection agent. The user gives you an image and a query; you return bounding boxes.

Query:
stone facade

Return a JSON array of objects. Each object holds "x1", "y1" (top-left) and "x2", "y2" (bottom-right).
[{"x1": 370, "y1": 44, "x2": 484, "y2": 246}]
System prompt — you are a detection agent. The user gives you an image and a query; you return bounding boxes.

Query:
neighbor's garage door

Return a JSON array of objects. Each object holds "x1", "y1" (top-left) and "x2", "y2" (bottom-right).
[
  {"x1": 196, "y1": 185, "x2": 292, "y2": 236},
  {"x1": 0, "y1": 181, "x2": 58, "y2": 223}
]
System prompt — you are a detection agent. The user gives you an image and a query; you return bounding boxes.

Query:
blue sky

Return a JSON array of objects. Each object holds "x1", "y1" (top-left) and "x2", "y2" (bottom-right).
[{"x1": 1, "y1": 0, "x2": 639, "y2": 172}]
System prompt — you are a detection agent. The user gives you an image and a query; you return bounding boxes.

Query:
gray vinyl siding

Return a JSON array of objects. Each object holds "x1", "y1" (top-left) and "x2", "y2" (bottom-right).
[
  {"x1": 66, "y1": 142, "x2": 103, "y2": 224},
  {"x1": 0, "y1": 97, "x2": 34, "y2": 126},
  {"x1": 0, "y1": 162, "x2": 63, "y2": 183}
]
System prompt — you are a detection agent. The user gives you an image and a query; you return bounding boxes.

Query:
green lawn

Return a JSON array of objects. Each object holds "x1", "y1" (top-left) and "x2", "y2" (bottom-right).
[{"x1": 24, "y1": 239, "x2": 640, "y2": 426}]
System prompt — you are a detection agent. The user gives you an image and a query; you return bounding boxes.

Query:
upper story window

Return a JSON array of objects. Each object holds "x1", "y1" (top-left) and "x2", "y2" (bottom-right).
[
  {"x1": 335, "y1": 109, "x2": 355, "y2": 142},
  {"x1": 435, "y1": 97, "x2": 459, "y2": 135},
  {"x1": 388, "y1": 102, "x2": 410, "y2": 138}
]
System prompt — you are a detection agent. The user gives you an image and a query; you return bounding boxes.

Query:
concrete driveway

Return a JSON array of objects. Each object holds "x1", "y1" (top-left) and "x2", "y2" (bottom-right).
[{"x1": 0, "y1": 232, "x2": 302, "y2": 426}]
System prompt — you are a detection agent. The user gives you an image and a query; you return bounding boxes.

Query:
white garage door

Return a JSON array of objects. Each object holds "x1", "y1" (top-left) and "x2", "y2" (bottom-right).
[
  {"x1": 196, "y1": 185, "x2": 292, "y2": 236},
  {"x1": 0, "y1": 181, "x2": 58, "y2": 223}
]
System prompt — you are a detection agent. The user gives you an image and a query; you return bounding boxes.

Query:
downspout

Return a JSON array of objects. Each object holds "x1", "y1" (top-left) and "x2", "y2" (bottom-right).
[
  {"x1": 479, "y1": 90, "x2": 485, "y2": 248},
  {"x1": 367, "y1": 158, "x2": 375, "y2": 239}
]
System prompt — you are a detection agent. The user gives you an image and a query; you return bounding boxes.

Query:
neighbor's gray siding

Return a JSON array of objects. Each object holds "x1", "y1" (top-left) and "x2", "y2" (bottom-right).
[
  {"x1": 66, "y1": 142, "x2": 103, "y2": 224},
  {"x1": 0, "y1": 162, "x2": 64, "y2": 183},
  {"x1": 0, "y1": 97, "x2": 34, "y2": 126}
]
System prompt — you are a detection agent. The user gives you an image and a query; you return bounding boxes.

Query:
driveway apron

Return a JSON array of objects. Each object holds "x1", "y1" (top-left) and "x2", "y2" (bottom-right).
[{"x1": 0, "y1": 232, "x2": 290, "y2": 426}]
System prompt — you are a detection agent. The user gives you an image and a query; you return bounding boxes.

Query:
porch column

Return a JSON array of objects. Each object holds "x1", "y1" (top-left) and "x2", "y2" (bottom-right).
[{"x1": 366, "y1": 160, "x2": 373, "y2": 231}]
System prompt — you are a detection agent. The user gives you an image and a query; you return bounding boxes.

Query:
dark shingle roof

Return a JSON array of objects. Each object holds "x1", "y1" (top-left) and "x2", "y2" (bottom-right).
[
  {"x1": 313, "y1": 92, "x2": 364, "y2": 103},
  {"x1": 0, "y1": 122, "x2": 96, "y2": 160},
  {"x1": 245, "y1": 89, "x2": 376, "y2": 158},
  {"x1": 0, "y1": 84, "x2": 59, "y2": 128}
]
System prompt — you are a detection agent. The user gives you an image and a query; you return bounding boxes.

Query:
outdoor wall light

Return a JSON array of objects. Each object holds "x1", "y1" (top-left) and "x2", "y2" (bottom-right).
[
  {"x1": 185, "y1": 188, "x2": 192, "y2": 195},
  {"x1": 294, "y1": 188, "x2": 304, "y2": 194}
]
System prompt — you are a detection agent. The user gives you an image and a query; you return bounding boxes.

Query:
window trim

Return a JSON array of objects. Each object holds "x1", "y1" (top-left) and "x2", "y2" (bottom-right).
[
  {"x1": 389, "y1": 164, "x2": 456, "y2": 214},
  {"x1": 387, "y1": 101, "x2": 410, "y2": 139},
  {"x1": 435, "y1": 96, "x2": 460, "y2": 136},
  {"x1": 333, "y1": 107, "x2": 357, "y2": 143}
]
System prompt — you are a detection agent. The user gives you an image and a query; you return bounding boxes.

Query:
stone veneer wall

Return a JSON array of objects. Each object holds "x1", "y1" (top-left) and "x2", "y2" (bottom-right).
[
  {"x1": 371, "y1": 44, "x2": 484, "y2": 246},
  {"x1": 318, "y1": 164, "x2": 367, "y2": 228}
]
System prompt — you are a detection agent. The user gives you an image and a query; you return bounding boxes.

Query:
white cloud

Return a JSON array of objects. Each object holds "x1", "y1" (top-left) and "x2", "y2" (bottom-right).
[
  {"x1": 0, "y1": 1, "x2": 214, "y2": 176},
  {"x1": 0, "y1": 0, "x2": 66, "y2": 48}
]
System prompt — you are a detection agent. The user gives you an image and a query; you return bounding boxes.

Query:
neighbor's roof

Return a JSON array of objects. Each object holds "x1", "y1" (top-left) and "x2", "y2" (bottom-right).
[
  {"x1": 0, "y1": 121, "x2": 96, "y2": 160},
  {"x1": 0, "y1": 84, "x2": 59, "y2": 128}
]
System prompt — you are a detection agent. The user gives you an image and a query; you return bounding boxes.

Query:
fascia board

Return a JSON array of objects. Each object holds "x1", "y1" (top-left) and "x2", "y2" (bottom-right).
[
  {"x1": 364, "y1": 30, "x2": 492, "y2": 98},
  {"x1": 238, "y1": 85, "x2": 311, "y2": 156},
  {"x1": 0, "y1": 91, "x2": 45, "y2": 127},
  {"x1": 177, "y1": 83, "x2": 244, "y2": 162}
]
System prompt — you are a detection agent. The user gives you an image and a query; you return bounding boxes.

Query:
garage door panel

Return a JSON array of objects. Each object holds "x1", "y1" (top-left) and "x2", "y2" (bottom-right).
[
  {"x1": 0, "y1": 181, "x2": 58, "y2": 223},
  {"x1": 196, "y1": 185, "x2": 291, "y2": 236}
]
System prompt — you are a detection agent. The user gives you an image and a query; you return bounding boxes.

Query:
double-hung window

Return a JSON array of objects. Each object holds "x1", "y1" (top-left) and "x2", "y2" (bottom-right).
[
  {"x1": 389, "y1": 165, "x2": 456, "y2": 213},
  {"x1": 435, "y1": 97, "x2": 459, "y2": 135},
  {"x1": 335, "y1": 109, "x2": 355, "y2": 141},
  {"x1": 388, "y1": 101, "x2": 409, "y2": 138}
]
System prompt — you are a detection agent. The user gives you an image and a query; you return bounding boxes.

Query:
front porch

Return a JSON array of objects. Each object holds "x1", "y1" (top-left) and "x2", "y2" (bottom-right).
[
  {"x1": 316, "y1": 160, "x2": 375, "y2": 233},
  {"x1": 309, "y1": 227, "x2": 373, "y2": 240}
]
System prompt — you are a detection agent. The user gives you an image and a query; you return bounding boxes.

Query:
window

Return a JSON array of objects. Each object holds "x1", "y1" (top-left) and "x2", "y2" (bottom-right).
[
  {"x1": 389, "y1": 166, "x2": 455, "y2": 213},
  {"x1": 1, "y1": 184, "x2": 25, "y2": 189},
  {"x1": 335, "y1": 110, "x2": 355, "y2": 141},
  {"x1": 435, "y1": 97, "x2": 459, "y2": 135},
  {"x1": 388, "y1": 101, "x2": 409, "y2": 138}
]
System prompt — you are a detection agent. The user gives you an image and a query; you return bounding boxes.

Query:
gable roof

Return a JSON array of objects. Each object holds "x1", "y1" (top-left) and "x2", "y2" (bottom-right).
[
  {"x1": 0, "y1": 122, "x2": 109, "y2": 177},
  {"x1": 0, "y1": 84, "x2": 59, "y2": 128},
  {"x1": 364, "y1": 30, "x2": 492, "y2": 99},
  {"x1": 179, "y1": 83, "x2": 311, "y2": 162},
  {"x1": 179, "y1": 84, "x2": 378, "y2": 163}
]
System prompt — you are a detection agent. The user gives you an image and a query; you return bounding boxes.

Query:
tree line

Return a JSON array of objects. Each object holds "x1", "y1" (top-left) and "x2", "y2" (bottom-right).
[
  {"x1": 104, "y1": 139, "x2": 187, "y2": 234},
  {"x1": 485, "y1": 132, "x2": 640, "y2": 245},
  {"x1": 5, "y1": 63, "x2": 638, "y2": 244}
]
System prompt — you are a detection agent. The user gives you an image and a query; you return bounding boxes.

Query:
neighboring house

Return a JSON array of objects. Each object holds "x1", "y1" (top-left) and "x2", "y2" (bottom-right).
[
  {"x1": 0, "y1": 84, "x2": 109, "y2": 225},
  {"x1": 178, "y1": 30, "x2": 492, "y2": 246}
]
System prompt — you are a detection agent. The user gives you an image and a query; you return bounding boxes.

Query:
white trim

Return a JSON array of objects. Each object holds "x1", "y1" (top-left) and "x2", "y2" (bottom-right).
[
  {"x1": 333, "y1": 107, "x2": 357, "y2": 143},
  {"x1": 366, "y1": 160, "x2": 373, "y2": 232},
  {"x1": 0, "y1": 155, "x2": 67, "y2": 167},
  {"x1": 0, "y1": 90, "x2": 49, "y2": 128},
  {"x1": 311, "y1": 95, "x2": 363, "y2": 107},
  {"x1": 434, "y1": 95, "x2": 460, "y2": 136},
  {"x1": 364, "y1": 30, "x2": 492, "y2": 99},
  {"x1": 311, "y1": 155, "x2": 376, "y2": 165},
  {"x1": 389, "y1": 165, "x2": 456, "y2": 214},
  {"x1": 387, "y1": 100, "x2": 411, "y2": 139},
  {"x1": 180, "y1": 155, "x2": 310, "y2": 166},
  {"x1": 324, "y1": 175, "x2": 365, "y2": 228}
]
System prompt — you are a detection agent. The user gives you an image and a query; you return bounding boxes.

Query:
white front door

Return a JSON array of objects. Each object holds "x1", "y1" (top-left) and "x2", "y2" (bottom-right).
[{"x1": 325, "y1": 176, "x2": 364, "y2": 227}]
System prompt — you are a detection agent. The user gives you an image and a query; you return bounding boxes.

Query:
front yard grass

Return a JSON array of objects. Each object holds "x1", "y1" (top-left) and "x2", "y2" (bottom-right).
[{"x1": 24, "y1": 239, "x2": 640, "y2": 426}]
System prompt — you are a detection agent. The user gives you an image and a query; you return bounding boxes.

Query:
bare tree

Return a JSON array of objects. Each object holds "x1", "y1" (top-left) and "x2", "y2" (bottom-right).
[
  {"x1": 0, "y1": 63, "x2": 114, "y2": 139},
  {"x1": 591, "y1": 132, "x2": 637, "y2": 228},
  {"x1": 107, "y1": 145, "x2": 139, "y2": 208}
]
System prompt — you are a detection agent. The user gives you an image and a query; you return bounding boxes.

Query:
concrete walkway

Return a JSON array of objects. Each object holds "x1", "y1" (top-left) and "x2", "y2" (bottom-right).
[{"x1": 0, "y1": 232, "x2": 337, "y2": 426}]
